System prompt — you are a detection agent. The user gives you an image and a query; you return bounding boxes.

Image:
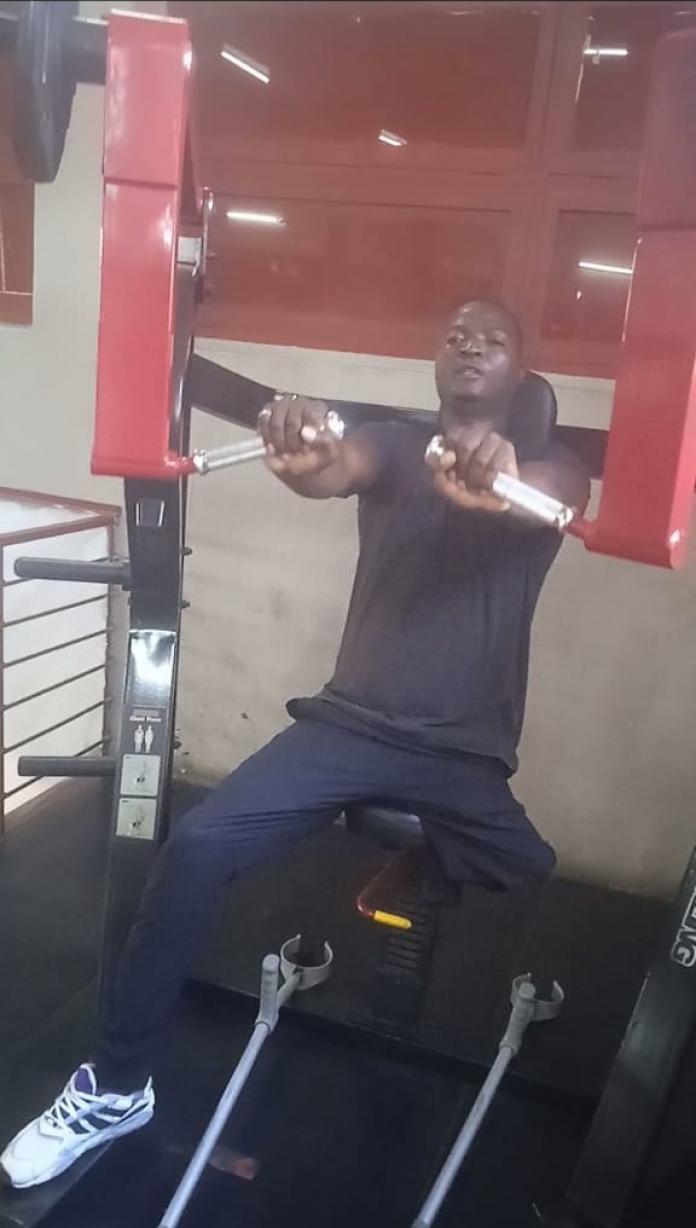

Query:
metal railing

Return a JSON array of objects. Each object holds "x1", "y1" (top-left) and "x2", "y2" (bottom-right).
[{"x1": 0, "y1": 491, "x2": 121, "y2": 835}]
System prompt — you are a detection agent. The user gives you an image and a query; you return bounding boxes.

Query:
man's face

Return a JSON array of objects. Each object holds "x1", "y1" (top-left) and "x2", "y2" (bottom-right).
[{"x1": 434, "y1": 301, "x2": 523, "y2": 412}]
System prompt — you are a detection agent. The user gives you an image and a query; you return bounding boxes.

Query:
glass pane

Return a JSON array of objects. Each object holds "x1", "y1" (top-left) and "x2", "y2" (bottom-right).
[
  {"x1": 571, "y1": 3, "x2": 696, "y2": 152},
  {"x1": 181, "y1": 2, "x2": 542, "y2": 154},
  {"x1": 542, "y1": 211, "x2": 636, "y2": 346},
  {"x1": 202, "y1": 196, "x2": 511, "y2": 344}
]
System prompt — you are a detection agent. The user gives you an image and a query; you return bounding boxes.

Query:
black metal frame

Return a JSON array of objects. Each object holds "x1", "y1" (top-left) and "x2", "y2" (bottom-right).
[
  {"x1": 97, "y1": 260, "x2": 196, "y2": 1003},
  {"x1": 562, "y1": 844, "x2": 696, "y2": 1227}
]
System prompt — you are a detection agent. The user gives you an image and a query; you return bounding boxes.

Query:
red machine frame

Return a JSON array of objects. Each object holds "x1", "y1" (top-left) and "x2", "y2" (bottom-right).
[
  {"x1": 91, "y1": 11, "x2": 204, "y2": 482},
  {"x1": 90, "y1": 11, "x2": 696, "y2": 569}
]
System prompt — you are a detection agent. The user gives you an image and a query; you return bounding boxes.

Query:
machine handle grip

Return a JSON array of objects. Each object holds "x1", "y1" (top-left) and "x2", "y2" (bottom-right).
[
  {"x1": 425, "y1": 435, "x2": 577, "y2": 531},
  {"x1": 187, "y1": 411, "x2": 345, "y2": 476}
]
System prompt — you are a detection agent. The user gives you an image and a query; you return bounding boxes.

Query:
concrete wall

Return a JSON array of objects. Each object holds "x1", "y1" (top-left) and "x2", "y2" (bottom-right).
[{"x1": 2, "y1": 5, "x2": 695, "y2": 898}]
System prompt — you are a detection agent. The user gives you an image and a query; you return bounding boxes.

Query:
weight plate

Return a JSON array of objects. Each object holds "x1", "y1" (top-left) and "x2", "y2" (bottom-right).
[{"x1": 14, "y1": 0, "x2": 78, "y2": 182}]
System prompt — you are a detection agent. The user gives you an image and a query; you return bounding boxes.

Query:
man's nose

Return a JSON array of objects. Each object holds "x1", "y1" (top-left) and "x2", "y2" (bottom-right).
[{"x1": 459, "y1": 336, "x2": 482, "y2": 355}]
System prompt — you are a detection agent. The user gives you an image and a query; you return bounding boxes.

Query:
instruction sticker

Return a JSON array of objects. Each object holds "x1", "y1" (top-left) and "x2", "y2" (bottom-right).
[
  {"x1": 128, "y1": 707, "x2": 165, "y2": 756},
  {"x1": 116, "y1": 798, "x2": 157, "y2": 841},
  {"x1": 120, "y1": 753, "x2": 161, "y2": 798}
]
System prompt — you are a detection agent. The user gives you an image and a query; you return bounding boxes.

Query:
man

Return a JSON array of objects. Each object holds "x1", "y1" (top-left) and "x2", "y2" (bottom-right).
[{"x1": 1, "y1": 299, "x2": 589, "y2": 1188}]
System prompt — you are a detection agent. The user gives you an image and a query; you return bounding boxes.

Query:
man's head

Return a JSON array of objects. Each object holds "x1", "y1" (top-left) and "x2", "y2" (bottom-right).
[{"x1": 434, "y1": 299, "x2": 524, "y2": 420}]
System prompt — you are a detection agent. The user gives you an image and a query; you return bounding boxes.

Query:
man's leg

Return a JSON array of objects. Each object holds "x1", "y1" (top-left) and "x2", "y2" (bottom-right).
[
  {"x1": 381, "y1": 748, "x2": 556, "y2": 891},
  {"x1": 96, "y1": 718, "x2": 384, "y2": 1091},
  {"x1": 1, "y1": 720, "x2": 391, "y2": 1188}
]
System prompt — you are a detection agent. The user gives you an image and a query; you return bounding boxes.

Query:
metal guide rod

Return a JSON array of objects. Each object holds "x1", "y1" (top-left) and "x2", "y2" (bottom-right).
[
  {"x1": 18, "y1": 755, "x2": 116, "y2": 778},
  {"x1": 14, "y1": 556, "x2": 130, "y2": 587}
]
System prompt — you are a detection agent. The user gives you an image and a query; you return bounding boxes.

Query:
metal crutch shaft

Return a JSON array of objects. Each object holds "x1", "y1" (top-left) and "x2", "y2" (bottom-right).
[
  {"x1": 157, "y1": 937, "x2": 332, "y2": 1228},
  {"x1": 412, "y1": 1046, "x2": 515, "y2": 1228},
  {"x1": 158, "y1": 956, "x2": 298, "y2": 1228},
  {"x1": 412, "y1": 977, "x2": 563, "y2": 1228}
]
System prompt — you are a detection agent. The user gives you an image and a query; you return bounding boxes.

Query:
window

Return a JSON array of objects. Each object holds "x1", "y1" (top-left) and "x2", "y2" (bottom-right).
[
  {"x1": 176, "y1": 1, "x2": 551, "y2": 172},
  {"x1": 544, "y1": 2, "x2": 696, "y2": 175},
  {"x1": 542, "y1": 211, "x2": 636, "y2": 347},
  {"x1": 201, "y1": 195, "x2": 514, "y2": 357}
]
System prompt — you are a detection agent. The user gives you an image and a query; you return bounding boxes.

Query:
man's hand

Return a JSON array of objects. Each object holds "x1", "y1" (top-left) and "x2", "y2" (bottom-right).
[
  {"x1": 258, "y1": 395, "x2": 340, "y2": 478},
  {"x1": 427, "y1": 427, "x2": 517, "y2": 515}
]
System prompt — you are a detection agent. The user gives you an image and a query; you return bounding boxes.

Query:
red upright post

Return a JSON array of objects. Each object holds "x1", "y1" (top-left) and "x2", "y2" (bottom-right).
[
  {"x1": 91, "y1": 11, "x2": 201, "y2": 481},
  {"x1": 585, "y1": 29, "x2": 696, "y2": 568}
]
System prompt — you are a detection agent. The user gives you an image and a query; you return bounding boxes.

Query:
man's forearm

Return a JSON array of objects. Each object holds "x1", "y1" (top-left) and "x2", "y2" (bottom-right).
[
  {"x1": 274, "y1": 448, "x2": 356, "y2": 499},
  {"x1": 269, "y1": 433, "x2": 382, "y2": 500},
  {"x1": 513, "y1": 450, "x2": 591, "y2": 527}
]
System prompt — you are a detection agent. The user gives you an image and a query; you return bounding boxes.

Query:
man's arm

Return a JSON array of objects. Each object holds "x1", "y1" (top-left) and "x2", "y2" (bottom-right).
[
  {"x1": 516, "y1": 444, "x2": 591, "y2": 522},
  {"x1": 429, "y1": 429, "x2": 591, "y2": 526},
  {"x1": 258, "y1": 395, "x2": 383, "y2": 498}
]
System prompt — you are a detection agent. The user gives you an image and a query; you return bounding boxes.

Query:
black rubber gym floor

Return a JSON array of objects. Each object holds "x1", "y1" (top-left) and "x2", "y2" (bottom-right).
[
  {"x1": 0, "y1": 781, "x2": 692, "y2": 1227},
  {"x1": 3, "y1": 982, "x2": 586, "y2": 1228}
]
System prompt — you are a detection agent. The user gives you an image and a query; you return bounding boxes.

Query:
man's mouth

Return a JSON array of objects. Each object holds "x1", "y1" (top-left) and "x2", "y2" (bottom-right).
[{"x1": 456, "y1": 364, "x2": 485, "y2": 378}]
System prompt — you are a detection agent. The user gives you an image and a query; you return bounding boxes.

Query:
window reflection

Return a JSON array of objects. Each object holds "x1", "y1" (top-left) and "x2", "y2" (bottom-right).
[
  {"x1": 184, "y1": 3, "x2": 542, "y2": 152},
  {"x1": 202, "y1": 197, "x2": 511, "y2": 345},
  {"x1": 542, "y1": 212, "x2": 636, "y2": 345},
  {"x1": 572, "y1": 3, "x2": 696, "y2": 152}
]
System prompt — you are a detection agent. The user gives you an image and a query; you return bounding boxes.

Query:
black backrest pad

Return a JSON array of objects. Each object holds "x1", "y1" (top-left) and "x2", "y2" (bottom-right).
[
  {"x1": 188, "y1": 355, "x2": 560, "y2": 461},
  {"x1": 506, "y1": 370, "x2": 557, "y2": 455}
]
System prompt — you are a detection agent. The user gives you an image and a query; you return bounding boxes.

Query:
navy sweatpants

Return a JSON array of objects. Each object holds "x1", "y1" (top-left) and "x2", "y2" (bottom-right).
[{"x1": 94, "y1": 719, "x2": 554, "y2": 1090}]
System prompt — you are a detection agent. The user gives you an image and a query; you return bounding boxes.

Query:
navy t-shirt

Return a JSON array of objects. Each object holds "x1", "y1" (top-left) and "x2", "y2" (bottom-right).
[{"x1": 289, "y1": 420, "x2": 562, "y2": 772}]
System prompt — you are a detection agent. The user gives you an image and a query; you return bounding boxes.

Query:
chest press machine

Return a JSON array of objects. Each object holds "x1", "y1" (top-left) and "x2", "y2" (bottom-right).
[{"x1": 3, "y1": 5, "x2": 696, "y2": 1226}]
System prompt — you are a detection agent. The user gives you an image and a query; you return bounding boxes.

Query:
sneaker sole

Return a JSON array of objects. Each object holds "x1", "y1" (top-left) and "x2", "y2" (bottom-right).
[{"x1": 1, "y1": 1103, "x2": 154, "y2": 1190}]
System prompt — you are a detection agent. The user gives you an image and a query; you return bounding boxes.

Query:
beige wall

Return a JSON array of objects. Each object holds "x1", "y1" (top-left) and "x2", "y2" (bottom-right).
[
  {"x1": 519, "y1": 524, "x2": 696, "y2": 895},
  {"x1": 2, "y1": 7, "x2": 695, "y2": 899}
]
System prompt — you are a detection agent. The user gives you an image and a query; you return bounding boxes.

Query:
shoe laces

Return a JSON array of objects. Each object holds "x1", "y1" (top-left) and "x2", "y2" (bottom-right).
[{"x1": 42, "y1": 1076, "x2": 115, "y2": 1137}]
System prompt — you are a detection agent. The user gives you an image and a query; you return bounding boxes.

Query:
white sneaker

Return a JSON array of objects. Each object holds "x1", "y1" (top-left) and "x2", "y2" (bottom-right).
[{"x1": 0, "y1": 1064, "x2": 155, "y2": 1189}]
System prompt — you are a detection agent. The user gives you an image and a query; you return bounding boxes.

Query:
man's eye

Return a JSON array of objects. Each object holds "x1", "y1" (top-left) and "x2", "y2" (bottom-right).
[{"x1": 490, "y1": 335, "x2": 507, "y2": 347}]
